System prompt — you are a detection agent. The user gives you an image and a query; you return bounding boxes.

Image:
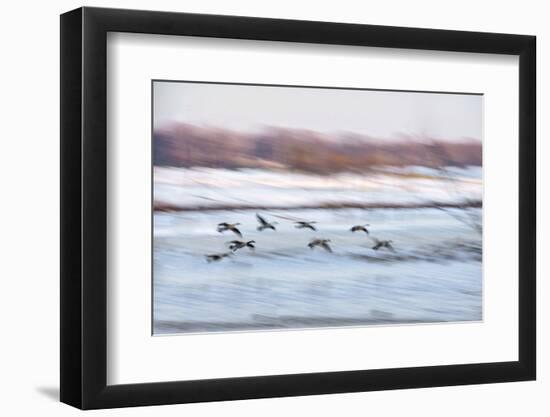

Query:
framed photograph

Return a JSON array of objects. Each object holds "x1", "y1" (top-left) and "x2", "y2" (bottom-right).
[{"x1": 60, "y1": 6, "x2": 536, "y2": 409}]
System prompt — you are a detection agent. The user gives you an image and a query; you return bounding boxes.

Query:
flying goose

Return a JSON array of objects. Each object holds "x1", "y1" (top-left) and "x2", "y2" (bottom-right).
[
  {"x1": 256, "y1": 213, "x2": 277, "y2": 231},
  {"x1": 217, "y1": 222, "x2": 242, "y2": 237},
  {"x1": 205, "y1": 252, "x2": 233, "y2": 263},
  {"x1": 308, "y1": 238, "x2": 332, "y2": 253},
  {"x1": 227, "y1": 240, "x2": 256, "y2": 251},
  {"x1": 372, "y1": 239, "x2": 395, "y2": 251},
  {"x1": 295, "y1": 221, "x2": 317, "y2": 231},
  {"x1": 350, "y1": 224, "x2": 370, "y2": 234}
]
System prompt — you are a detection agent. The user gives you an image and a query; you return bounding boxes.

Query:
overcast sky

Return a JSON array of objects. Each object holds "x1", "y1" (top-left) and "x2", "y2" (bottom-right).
[{"x1": 153, "y1": 81, "x2": 483, "y2": 141}]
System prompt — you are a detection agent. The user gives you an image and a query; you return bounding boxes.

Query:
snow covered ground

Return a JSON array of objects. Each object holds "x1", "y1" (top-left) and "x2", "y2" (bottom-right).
[{"x1": 154, "y1": 166, "x2": 482, "y2": 210}]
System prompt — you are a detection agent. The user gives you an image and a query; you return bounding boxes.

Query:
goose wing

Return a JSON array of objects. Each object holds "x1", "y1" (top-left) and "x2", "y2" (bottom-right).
[
  {"x1": 231, "y1": 227, "x2": 242, "y2": 237},
  {"x1": 256, "y1": 213, "x2": 269, "y2": 226},
  {"x1": 321, "y1": 242, "x2": 332, "y2": 252}
]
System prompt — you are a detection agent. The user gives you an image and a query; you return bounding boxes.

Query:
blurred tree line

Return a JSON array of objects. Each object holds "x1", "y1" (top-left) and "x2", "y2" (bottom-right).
[{"x1": 154, "y1": 123, "x2": 481, "y2": 173}]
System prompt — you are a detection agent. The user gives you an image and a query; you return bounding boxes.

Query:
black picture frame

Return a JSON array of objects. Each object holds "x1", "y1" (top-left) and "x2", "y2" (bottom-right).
[{"x1": 60, "y1": 6, "x2": 536, "y2": 410}]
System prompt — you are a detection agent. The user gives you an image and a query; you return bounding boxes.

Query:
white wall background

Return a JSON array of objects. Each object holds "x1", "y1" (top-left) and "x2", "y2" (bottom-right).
[{"x1": 0, "y1": 0, "x2": 545, "y2": 415}]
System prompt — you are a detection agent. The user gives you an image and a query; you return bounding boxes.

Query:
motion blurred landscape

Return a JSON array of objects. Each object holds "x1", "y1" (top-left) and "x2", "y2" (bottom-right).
[
  {"x1": 154, "y1": 124, "x2": 481, "y2": 172},
  {"x1": 153, "y1": 81, "x2": 483, "y2": 335}
]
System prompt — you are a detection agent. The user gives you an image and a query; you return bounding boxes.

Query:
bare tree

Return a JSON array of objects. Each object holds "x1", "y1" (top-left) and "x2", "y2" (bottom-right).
[{"x1": 425, "y1": 141, "x2": 482, "y2": 236}]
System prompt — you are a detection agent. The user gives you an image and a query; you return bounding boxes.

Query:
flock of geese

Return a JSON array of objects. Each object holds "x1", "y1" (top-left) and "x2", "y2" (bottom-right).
[{"x1": 205, "y1": 213, "x2": 394, "y2": 262}]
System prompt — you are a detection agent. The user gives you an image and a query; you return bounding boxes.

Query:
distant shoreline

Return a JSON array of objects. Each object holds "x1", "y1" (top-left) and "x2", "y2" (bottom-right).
[{"x1": 154, "y1": 200, "x2": 482, "y2": 213}]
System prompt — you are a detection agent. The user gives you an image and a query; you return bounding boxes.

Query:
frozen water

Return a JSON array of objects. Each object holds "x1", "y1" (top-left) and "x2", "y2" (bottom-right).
[{"x1": 153, "y1": 206, "x2": 482, "y2": 334}]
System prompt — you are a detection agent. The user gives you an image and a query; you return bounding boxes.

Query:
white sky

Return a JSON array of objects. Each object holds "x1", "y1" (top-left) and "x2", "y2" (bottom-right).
[{"x1": 153, "y1": 81, "x2": 483, "y2": 141}]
